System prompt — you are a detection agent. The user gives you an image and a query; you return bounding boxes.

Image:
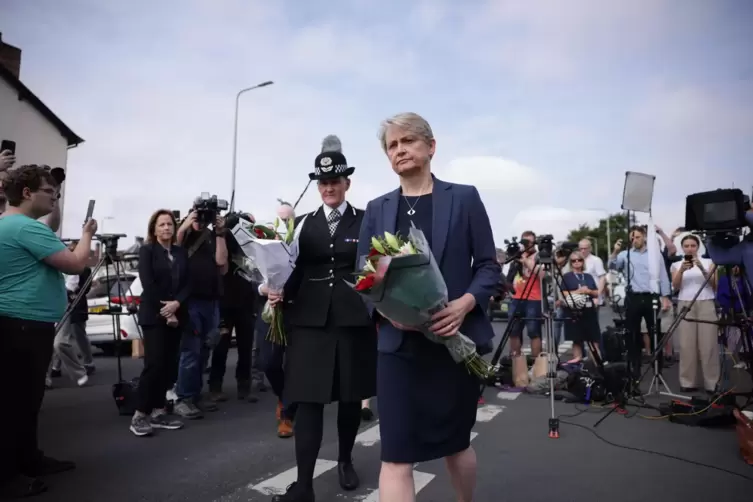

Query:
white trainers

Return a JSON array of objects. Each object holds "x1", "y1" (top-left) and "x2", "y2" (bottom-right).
[{"x1": 77, "y1": 374, "x2": 89, "y2": 387}]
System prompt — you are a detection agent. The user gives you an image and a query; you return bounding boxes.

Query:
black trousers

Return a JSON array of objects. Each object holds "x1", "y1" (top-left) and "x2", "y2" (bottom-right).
[
  {"x1": 625, "y1": 292, "x2": 662, "y2": 378},
  {"x1": 137, "y1": 325, "x2": 181, "y2": 414},
  {"x1": 208, "y1": 306, "x2": 256, "y2": 390},
  {"x1": 0, "y1": 315, "x2": 55, "y2": 482}
]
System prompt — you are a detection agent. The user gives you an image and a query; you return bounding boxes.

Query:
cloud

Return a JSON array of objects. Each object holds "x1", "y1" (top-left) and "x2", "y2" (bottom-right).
[{"x1": 1, "y1": 0, "x2": 750, "y2": 249}]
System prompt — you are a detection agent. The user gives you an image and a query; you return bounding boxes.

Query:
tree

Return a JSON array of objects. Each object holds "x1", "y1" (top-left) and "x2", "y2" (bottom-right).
[{"x1": 565, "y1": 212, "x2": 629, "y2": 262}]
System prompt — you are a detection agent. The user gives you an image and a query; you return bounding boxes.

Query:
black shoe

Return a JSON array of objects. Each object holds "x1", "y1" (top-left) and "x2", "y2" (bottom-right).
[
  {"x1": 270, "y1": 482, "x2": 314, "y2": 502},
  {"x1": 49, "y1": 369, "x2": 61, "y2": 378},
  {"x1": 21, "y1": 456, "x2": 75, "y2": 477},
  {"x1": 85, "y1": 365, "x2": 96, "y2": 376},
  {"x1": 337, "y1": 461, "x2": 359, "y2": 491},
  {"x1": 360, "y1": 407, "x2": 374, "y2": 421},
  {"x1": 0, "y1": 475, "x2": 47, "y2": 499}
]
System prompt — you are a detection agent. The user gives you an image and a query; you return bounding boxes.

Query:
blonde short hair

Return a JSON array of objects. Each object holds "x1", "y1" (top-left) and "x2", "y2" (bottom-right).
[{"x1": 378, "y1": 112, "x2": 434, "y2": 153}]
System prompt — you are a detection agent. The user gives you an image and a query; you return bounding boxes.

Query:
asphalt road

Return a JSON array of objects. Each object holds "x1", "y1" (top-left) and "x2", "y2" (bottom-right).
[{"x1": 36, "y1": 311, "x2": 752, "y2": 501}]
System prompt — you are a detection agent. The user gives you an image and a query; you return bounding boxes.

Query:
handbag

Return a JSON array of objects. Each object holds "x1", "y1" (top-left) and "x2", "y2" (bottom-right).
[{"x1": 563, "y1": 293, "x2": 589, "y2": 309}]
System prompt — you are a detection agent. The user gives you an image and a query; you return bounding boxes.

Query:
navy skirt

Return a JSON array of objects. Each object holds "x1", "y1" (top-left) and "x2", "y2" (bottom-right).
[{"x1": 377, "y1": 332, "x2": 481, "y2": 463}]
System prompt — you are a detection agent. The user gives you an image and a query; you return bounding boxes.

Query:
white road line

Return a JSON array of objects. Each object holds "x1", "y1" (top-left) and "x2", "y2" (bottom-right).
[
  {"x1": 476, "y1": 404, "x2": 505, "y2": 422},
  {"x1": 470, "y1": 431, "x2": 478, "y2": 441},
  {"x1": 360, "y1": 470, "x2": 435, "y2": 502},
  {"x1": 355, "y1": 423, "x2": 381, "y2": 447},
  {"x1": 249, "y1": 459, "x2": 337, "y2": 495},
  {"x1": 496, "y1": 391, "x2": 521, "y2": 401}
]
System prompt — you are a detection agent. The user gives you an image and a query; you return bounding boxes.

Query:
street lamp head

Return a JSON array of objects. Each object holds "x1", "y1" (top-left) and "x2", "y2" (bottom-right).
[{"x1": 258, "y1": 81, "x2": 274, "y2": 88}]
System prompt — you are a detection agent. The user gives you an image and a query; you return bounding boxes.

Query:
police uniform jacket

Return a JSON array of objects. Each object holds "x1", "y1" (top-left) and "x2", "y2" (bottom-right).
[{"x1": 281, "y1": 202, "x2": 377, "y2": 404}]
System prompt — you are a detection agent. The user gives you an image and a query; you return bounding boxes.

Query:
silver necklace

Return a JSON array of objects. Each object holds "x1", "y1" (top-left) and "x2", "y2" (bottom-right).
[
  {"x1": 403, "y1": 195, "x2": 421, "y2": 216},
  {"x1": 403, "y1": 183, "x2": 432, "y2": 216}
]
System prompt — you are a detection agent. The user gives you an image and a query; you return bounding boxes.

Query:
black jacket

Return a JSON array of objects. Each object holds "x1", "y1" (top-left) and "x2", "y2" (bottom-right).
[
  {"x1": 283, "y1": 204, "x2": 372, "y2": 328},
  {"x1": 137, "y1": 243, "x2": 190, "y2": 327},
  {"x1": 68, "y1": 267, "x2": 92, "y2": 324}
]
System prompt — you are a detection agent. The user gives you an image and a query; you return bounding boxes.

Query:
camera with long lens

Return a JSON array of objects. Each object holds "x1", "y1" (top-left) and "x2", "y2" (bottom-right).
[
  {"x1": 193, "y1": 192, "x2": 229, "y2": 225},
  {"x1": 555, "y1": 241, "x2": 578, "y2": 259}
]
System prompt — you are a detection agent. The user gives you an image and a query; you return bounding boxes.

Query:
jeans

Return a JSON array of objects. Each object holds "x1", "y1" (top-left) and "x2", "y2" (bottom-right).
[
  {"x1": 509, "y1": 299, "x2": 543, "y2": 339},
  {"x1": 176, "y1": 299, "x2": 219, "y2": 401},
  {"x1": 256, "y1": 314, "x2": 296, "y2": 420},
  {"x1": 208, "y1": 305, "x2": 257, "y2": 390}
]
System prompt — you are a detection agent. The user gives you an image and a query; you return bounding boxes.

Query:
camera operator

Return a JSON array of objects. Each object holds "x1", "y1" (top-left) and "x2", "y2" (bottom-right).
[
  {"x1": 609, "y1": 226, "x2": 672, "y2": 380},
  {"x1": 508, "y1": 231, "x2": 545, "y2": 357},
  {"x1": 173, "y1": 207, "x2": 229, "y2": 419},
  {"x1": 208, "y1": 212, "x2": 260, "y2": 403},
  {"x1": 0, "y1": 165, "x2": 96, "y2": 498}
]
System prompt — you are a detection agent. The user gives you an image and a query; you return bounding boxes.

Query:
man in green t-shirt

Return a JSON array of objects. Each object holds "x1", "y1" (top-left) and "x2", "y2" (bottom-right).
[{"x1": 0, "y1": 165, "x2": 97, "y2": 499}]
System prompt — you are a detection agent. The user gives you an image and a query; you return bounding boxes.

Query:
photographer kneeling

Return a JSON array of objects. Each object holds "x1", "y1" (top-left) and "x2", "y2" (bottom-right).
[
  {"x1": 0, "y1": 165, "x2": 96, "y2": 498},
  {"x1": 174, "y1": 208, "x2": 229, "y2": 419}
]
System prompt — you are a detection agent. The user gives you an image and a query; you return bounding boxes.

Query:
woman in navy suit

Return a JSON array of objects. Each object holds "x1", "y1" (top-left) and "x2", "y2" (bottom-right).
[
  {"x1": 130, "y1": 209, "x2": 190, "y2": 437},
  {"x1": 357, "y1": 113, "x2": 500, "y2": 502}
]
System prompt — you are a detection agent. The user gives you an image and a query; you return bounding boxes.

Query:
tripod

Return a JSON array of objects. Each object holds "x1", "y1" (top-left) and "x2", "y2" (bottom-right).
[
  {"x1": 644, "y1": 293, "x2": 684, "y2": 399},
  {"x1": 57, "y1": 234, "x2": 142, "y2": 384}
]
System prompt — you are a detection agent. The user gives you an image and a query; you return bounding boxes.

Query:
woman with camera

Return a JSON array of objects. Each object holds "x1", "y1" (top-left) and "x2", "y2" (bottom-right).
[
  {"x1": 671, "y1": 234, "x2": 718, "y2": 393},
  {"x1": 560, "y1": 251, "x2": 601, "y2": 362},
  {"x1": 130, "y1": 209, "x2": 189, "y2": 437}
]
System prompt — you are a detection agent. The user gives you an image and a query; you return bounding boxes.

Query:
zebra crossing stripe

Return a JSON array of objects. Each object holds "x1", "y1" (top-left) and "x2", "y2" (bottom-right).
[
  {"x1": 476, "y1": 404, "x2": 505, "y2": 422},
  {"x1": 249, "y1": 459, "x2": 337, "y2": 495},
  {"x1": 355, "y1": 423, "x2": 381, "y2": 447}
]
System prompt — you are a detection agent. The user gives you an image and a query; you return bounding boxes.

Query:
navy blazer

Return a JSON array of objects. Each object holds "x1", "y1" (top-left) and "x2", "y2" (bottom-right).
[
  {"x1": 137, "y1": 242, "x2": 191, "y2": 327},
  {"x1": 356, "y1": 176, "x2": 500, "y2": 354}
]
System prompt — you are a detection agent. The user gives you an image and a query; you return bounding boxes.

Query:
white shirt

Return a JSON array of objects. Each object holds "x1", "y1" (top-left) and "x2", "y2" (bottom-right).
[
  {"x1": 322, "y1": 201, "x2": 348, "y2": 220},
  {"x1": 65, "y1": 274, "x2": 79, "y2": 292},
  {"x1": 671, "y1": 258, "x2": 715, "y2": 301},
  {"x1": 583, "y1": 254, "x2": 606, "y2": 304}
]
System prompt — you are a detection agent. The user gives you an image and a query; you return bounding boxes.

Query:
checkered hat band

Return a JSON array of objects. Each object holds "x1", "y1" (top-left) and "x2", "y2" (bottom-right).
[{"x1": 314, "y1": 164, "x2": 348, "y2": 175}]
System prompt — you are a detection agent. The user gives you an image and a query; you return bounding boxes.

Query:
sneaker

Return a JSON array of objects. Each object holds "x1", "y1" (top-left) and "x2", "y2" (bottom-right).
[
  {"x1": 238, "y1": 383, "x2": 258, "y2": 403},
  {"x1": 77, "y1": 374, "x2": 89, "y2": 387},
  {"x1": 130, "y1": 416, "x2": 154, "y2": 437},
  {"x1": 208, "y1": 390, "x2": 228, "y2": 403},
  {"x1": 150, "y1": 413, "x2": 184, "y2": 430},
  {"x1": 0, "y1": 475, "x2": 47, "y2": 498},
  {"x1": 195, "y1": 396, "x2": 218, "y2": 413},
  {"x1": 173, "y1": 400, "x2": 204, "y2": 419},
  {"x1": 85, "y1": 364, "x2": 96, "y2": 376}
]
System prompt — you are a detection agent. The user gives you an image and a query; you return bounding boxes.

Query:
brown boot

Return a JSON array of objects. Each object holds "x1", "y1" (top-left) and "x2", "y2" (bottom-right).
[{"x1": 277, "y1": 418, "x2": 294, "y2": 438}]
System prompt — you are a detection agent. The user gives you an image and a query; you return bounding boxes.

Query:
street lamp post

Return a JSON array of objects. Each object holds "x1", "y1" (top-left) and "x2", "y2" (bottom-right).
[{"x1": 229, "y1": 80, "x2": 274, "y2": 211}]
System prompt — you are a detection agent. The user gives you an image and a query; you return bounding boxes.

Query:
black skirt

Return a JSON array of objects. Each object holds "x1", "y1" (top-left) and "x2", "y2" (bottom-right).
[
  {"x1": 377, "y1": 332, "x2": 481, "y2": 463},
  {"x1": 283, "y1": 322, "x2": 377, "y2": 404},
  {"x1": 564, "y1": 307, "x2": 600, "y2": 345}
]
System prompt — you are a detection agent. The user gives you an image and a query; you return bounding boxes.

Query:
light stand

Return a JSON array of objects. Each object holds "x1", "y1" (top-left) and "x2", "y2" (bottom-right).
[{"x1": 644, "y1": 294, "x2": 685, "y2": 399}]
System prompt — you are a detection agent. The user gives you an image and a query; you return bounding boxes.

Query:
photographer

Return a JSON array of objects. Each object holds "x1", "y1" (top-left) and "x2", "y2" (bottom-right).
[
  {"x1": 208, "y1": 212, "x2": 260, "y2": 403},
  {"x1": 0, "y1": 165, "x2": 96, "y2": 498},
  {"x1": 508, "y1": 231, "x2": 545, "y2": 357},
  {"x1": 173, "y1": 208, "x2": 229, "y2": 419}
]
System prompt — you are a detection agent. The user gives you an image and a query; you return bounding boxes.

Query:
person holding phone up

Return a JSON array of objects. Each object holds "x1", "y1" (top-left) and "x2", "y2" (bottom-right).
[
  {"x1": 0, "y1": 147, "x2": 18, "y2": 214},
  {"x1": 670, "y1": 234, "x2": 718, "y2": 393}
]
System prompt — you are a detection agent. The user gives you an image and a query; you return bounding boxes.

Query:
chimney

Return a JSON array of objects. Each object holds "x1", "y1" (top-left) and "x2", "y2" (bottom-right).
[{"x1": 0, "y1": 32, "x2": 22, "y2": 79}]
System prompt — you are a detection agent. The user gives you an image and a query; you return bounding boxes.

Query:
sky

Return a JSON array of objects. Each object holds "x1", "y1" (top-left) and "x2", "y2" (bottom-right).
[{"x1": 2, "y1": 0, "x2": 752, "y2": 246}]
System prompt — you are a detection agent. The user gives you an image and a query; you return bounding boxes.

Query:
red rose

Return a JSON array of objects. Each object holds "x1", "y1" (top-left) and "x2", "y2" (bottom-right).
[
  {"x1": 368, "y1": 248, "x2": 382, "y2": 258},
  {"x1": 355, "y1": 274, "x2": 376, "y2": 291},
  {"x1": 254, "y1": 228, "x2": 266, "y2": 238}
]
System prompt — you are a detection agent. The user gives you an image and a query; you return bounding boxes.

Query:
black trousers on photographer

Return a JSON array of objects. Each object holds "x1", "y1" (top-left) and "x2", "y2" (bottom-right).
[
  {"x1": 0, "y1": 315, "x2": 55, "y2": 482},
  {"x1": 208, "y1": 305, "x2": 257, "y2": 392},
  {"x1": 625, "y1": 292, "x2": 663, "y2": 379}
]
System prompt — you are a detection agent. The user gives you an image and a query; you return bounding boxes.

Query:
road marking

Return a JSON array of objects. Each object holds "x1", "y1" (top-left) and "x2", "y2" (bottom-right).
[
  {"x1": 355, "y1": 423, "x2": 381, "y2": 447},
  {"x1": 249, "y1": 459, "x2": 337, "y2": 495},
  {"x1": 470, "y1": 431, "x2": 478, "y2": 441},
  {"x1": 360, "y1": 470, "x2": 435, "y2": 502},
  {"x1": 476, "y1": 404, "x2": 505, "y2": 422},
  {"x1": 496, "y1": 391, "x2": 521, "y2": 400}
]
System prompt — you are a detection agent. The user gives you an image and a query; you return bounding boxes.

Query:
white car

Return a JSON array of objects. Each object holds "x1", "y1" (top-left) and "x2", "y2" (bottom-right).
[{"x1": 85, "y1": 272, "x2": 143, "y2": 356}]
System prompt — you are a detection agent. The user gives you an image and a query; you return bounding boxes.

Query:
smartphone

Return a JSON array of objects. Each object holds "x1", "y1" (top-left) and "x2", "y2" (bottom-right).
[
  {"x1": 85, "y1": 199, "x2": 95, "y2": 223},
  {"x1": 172, "y1": 210, "x2": 181, "y2": 220},
  {"x1": 684, "y1": 254, "x2": 693, "y2": 262},
  {"x1": 1, "y1": 139, "x2": 16, "y2": 155}
]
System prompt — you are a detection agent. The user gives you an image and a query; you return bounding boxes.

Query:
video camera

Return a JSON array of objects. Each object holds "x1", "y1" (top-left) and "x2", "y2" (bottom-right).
[
  {"x1": 685, "y1": 188, "x2": 750, "y2": 235},
  {"x1": 555, "y1": 241, "x2": 578, "y2": 259},
  {"x1": 535, "y1": 234, "x2": 555, "y2": 261},
  {"x1": 193, "y1": 192, "x2": 229, "y2": 225}
]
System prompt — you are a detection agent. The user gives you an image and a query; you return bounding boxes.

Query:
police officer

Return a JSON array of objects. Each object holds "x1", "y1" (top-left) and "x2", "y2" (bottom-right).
[{"x1": 263, "y1": 135, "x2": 376, "y2": 502}]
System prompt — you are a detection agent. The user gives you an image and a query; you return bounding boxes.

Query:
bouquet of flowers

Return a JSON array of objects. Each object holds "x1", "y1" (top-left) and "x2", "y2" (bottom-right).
[
  {"x1": 348, "y1": 225, "x2": 492, "y2": 379},
  {"x1": 230, "y1": 217, "x2": 299, "y2": 345}
]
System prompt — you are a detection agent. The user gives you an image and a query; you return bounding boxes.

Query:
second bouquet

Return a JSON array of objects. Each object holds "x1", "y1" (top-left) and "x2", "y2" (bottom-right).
[{"x1": 231, "y1": 217, "x2": 299, "y2": 345}]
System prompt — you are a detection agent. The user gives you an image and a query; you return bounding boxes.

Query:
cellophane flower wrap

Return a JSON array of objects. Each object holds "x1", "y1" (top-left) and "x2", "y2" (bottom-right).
[
  {"x1": 230, "y1": 218, "x2": 299, "y2": 345},
  {"x1": 347, "y1": 224, "x2": 491, "y2": 379}
]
